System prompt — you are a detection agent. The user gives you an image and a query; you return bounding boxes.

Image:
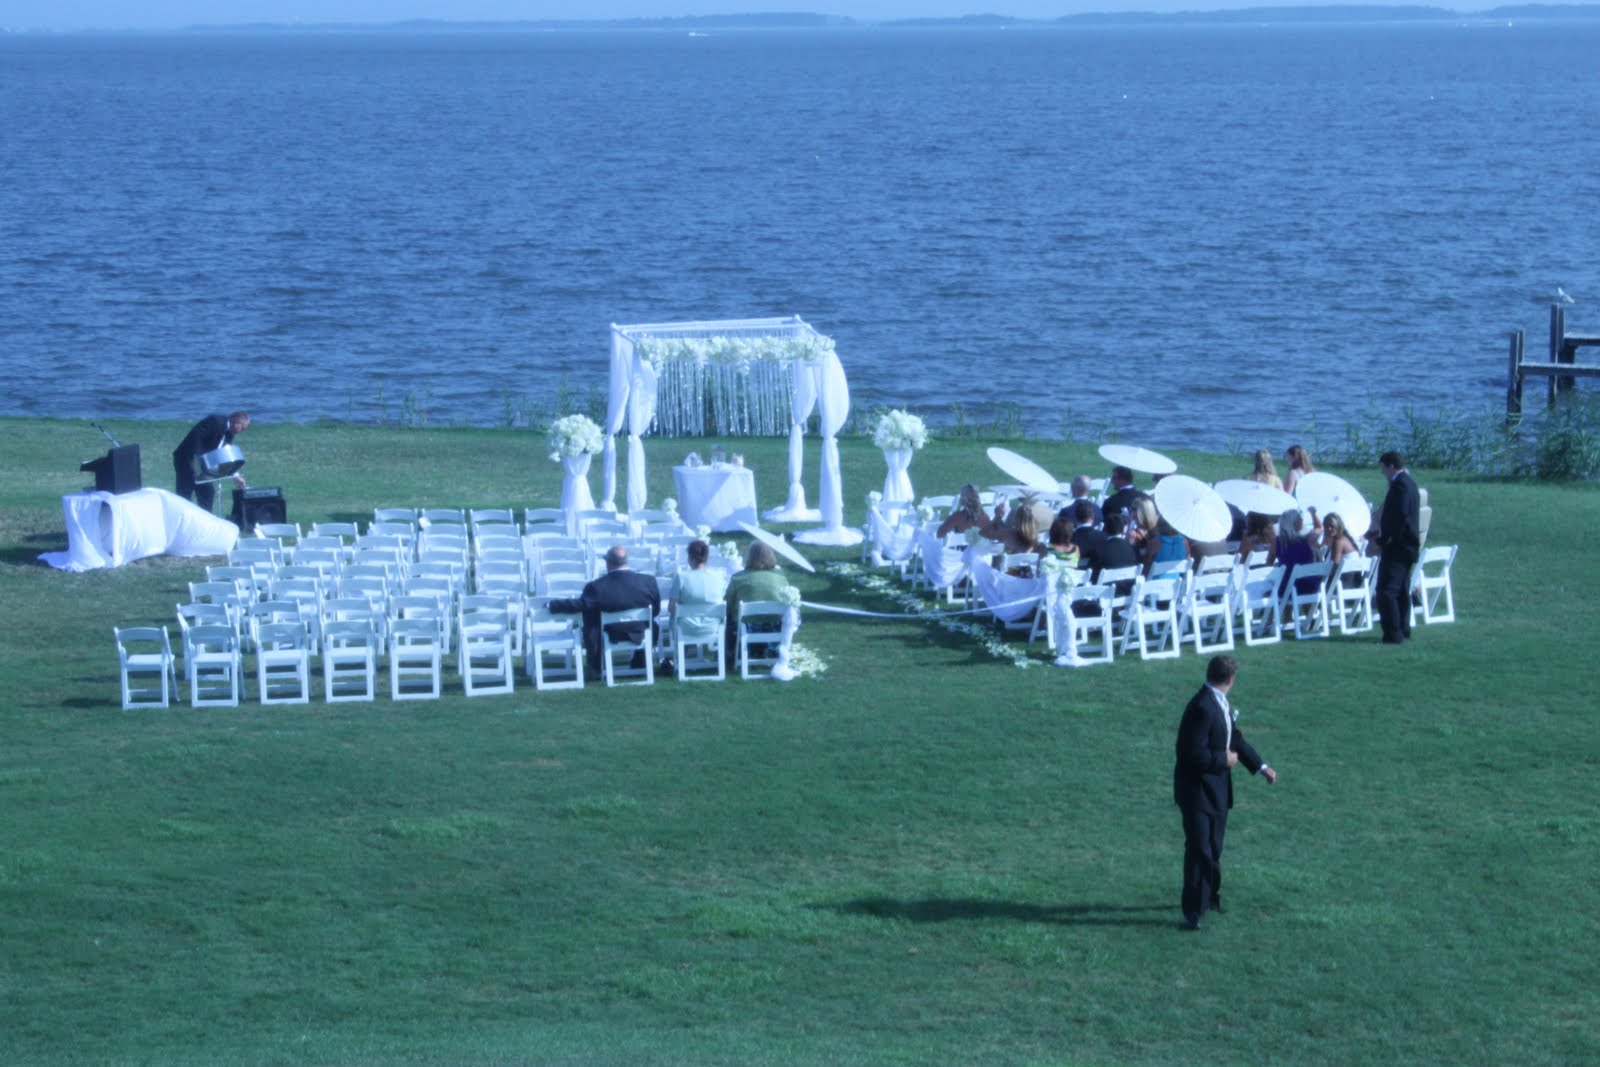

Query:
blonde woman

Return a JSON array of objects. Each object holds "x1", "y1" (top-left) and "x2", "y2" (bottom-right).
[
  {"x1": 1284, "y1": 444, "x2": 1315, "y2": 495},
  {"x1": 1249, "y1": 449, "x2": 1283, "y2": 489}
]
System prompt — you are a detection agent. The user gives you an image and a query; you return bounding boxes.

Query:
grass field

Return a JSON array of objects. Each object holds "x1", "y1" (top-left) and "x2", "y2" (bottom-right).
[{"x1": 2, "y1": 416, "x2": 1597, "y2": 1066}]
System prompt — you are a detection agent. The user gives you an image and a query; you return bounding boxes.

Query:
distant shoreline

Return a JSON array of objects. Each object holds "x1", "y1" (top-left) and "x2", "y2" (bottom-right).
[{"x1": 7, "y1": 5, "x2": 1600, "y2": 36}]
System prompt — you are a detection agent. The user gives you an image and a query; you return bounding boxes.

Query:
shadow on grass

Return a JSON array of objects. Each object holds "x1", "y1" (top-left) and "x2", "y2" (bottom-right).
[{"x1": 818, "y1": 897, "x2": 1172, "y2": 928}]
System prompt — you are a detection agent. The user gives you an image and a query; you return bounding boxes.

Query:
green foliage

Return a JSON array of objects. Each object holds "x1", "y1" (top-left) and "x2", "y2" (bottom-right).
[{"x1": 1, "y1": 417, "x2": 1597, "y2": 1065}]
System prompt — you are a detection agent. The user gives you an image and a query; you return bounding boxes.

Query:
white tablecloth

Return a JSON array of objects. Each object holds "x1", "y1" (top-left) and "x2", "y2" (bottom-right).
[
  {"x1": 673, "y1": 465, "x2": 758, "y2": 533},
  {"x1": 39, "y1": 488, "x2": 240, "y2": 572}
]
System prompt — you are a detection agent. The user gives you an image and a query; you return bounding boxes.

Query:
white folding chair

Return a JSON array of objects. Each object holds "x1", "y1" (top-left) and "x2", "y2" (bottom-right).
[
  {"x1": 1096, "y1": 565, "x2": 1142, "y2": 645},
  {"x1": 115, "y1": 625, "x2": 177, "y2": 709},
  {"x1": 421, "y1": 507, "x2": 466, "y2": 526},
  {"x1": 1121, "y1": 576, "x2": 1181, "y2": 660},
  {"x1": 600, "y1": 606, "x2": 655, "y2": 687},
  {"x1": 1234, "y1": 565, "x2": 1284, "y2": 646},
  {"x1": 457, "y1": 607, "x2": 514, "y2": 696},
  {"x1": 1329, "y1": 553, "x2": 1376, "y2": 634},
  {"x1": 1282, "y1": 561, "x2": 1333, "y2": 639},
  {"x1": 185, "y1": 623, "x2": 242, "y2": 707},
  {"x1": 1410, "y1": 544, "x2": 1457, "y2": 625},
  {"x1": 737, "y1": 601, "x2": 788, "y2": 680},
  {"x1": 389, "y1": 617, "x2": 443, "y2": 700},
  {"x1": 524, "y1": 598, "x2": 585, "y2": 690},
  {"x1": 673, "y1": 602, "x2": 727, "y2": 682},
  {"x1": 322, "y1": 620, "x2": 377, "y2": 702},
  {"x1": 255, "y1": 621, "x2": 312, "y2": 705},
  {"x1": 1180, "y1": 570, "x2": 1235, "y2": 654}
]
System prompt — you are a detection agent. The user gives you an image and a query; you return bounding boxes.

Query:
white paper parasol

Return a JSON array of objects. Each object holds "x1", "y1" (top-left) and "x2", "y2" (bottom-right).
[
  {"x1": 1151, "y1": 475, "x2": 1233, "y2": 542},
  {"x1": 737, "y1": 521, "x2": 816, "y2": 573},
  {"x1": 1098, "y1": 443, "x2": 1178, "y2": 475},
  {"x1": 1293, "y1": 472, "x2": 1372, "y2": 540},
  {"x1": 985, "y1": 447, "x2": 1060, "y2": 494},
  {"x1": 1212, "y1": 478, "x2": 1299, "y2": 516}
]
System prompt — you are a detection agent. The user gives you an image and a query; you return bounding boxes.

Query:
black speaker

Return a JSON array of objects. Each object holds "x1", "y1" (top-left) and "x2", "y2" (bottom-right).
[
  {"x1": 232, "y1": 486, "x2": 287, "y2": 529},
  {"x1": 79, "y1": 444, "x2": 142, "y2": 494}
]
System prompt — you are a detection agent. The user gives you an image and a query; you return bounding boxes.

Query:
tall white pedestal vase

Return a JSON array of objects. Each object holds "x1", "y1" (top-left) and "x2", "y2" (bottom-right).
[
  {"x1": 871, "y1": 407, "x2": 928, "y2": 510},
  {"x1": 880, "y1": 447, "x2": 914, "y2": 507},
  {"x1": 547, "y1": 414, "x2": 604, "y2": 537}
]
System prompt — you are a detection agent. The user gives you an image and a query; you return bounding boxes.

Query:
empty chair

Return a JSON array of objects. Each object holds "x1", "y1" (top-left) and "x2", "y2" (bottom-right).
[
  {"x1": 421, "y1": 507, "x2": 466, "y2": 526},
  {"x1": 736, "y1": 601, "x2": 788, "y2": 680},
  {"x1": 322, "y1": 620, "x2": 377, "y2": 702},
  {"x1": 1281, "y1": 561, "x2": 1333, "y2": 639},
  {"x1": 365, "y1": 521, "x2": 416, "y2": 550},
  {"x1": 309, "y1": 521, "x2": 361, "y2": 547},
  {"x1": 1180, "y1": 570, "x2": 1236, "y2": 654},
  {"x1": 188, "y1": 580, "x2": 250, "y2": 634},
  {"x1": 389, "y1": 617, "x2": 443, "y2": 700},
  {"x1": 1410, "y1": 544, "x2": 1458, "y2": 625},
  {"x1": 390, "y1": 591, "x2": 451, "y2": 655},
  {"x1": 458, "y1": 606, "x2": 515, "y2": 696},
  {"x1": 373, "y1": 506, "x2": 418, "y2": 526},
  {"x1": 207, "y1": 564, "x2": 266, "y2": 604},
  {"x1": 1121, "y1": 576, "x2": 1181, "y2": 660},
  {"x1": 673, "y1": 601, "x2": 727, "y2": 682},
  {"x1": 255, "y1": 621, "x2": 312, "y2": 705},
  {"x1": 1194, "y1": 553, "x2": 1236, "y2": 577},
  {"x1": 524, "y1": 598, "x2": 584, "y2": 690},
  {"x1": 600, "y1": 606, "x2": 655, "y2": 687},
  {"x1": 229, "y1": 539, "x2": 282, "y2": 570},
  {"x1": 292, "y1": 544, "x2": 343, "y2": 577},
  {"x1": 1095, "y1": 565, "x2": 1143, "y2": 644},
  {"x1": 185, "y1": 623, "x2": 242, "y2": 707},
  {"x1": 1065, "y1": 583, "x2": 1116, "y2": 665},
  {"x1": 523, "y1": 506, "x2": 567, "y2": 532},
  {"x1": 1329, "y1": 553, "x2": 1376, "y2": 634},
  {"x1": 254, "y1": 522, "x2": 302, "y2": 550},
  {"x1": 115, "y1": 625, "x2": 177, "y2": 709},
  {"x1": 582, "y1": 518, "x2": 630, "y2": 545},
  {"x1": 471, "y1": 506, "x2": 518, "y2": 529},
  {"x1": 1234, "y1": 565, "x2": 1284, "y2": 646}
]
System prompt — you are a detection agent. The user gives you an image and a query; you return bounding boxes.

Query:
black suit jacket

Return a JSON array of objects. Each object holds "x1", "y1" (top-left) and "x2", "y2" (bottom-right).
[
  {"x1": 1376, "y1": 470, "x2": 1421, "y2": 562},
  {"x1": 1173, "y1": 685, "x2": 1264, "y2": 815},
  {"x1": 550, "y1": 568, "x2": 661, "y2": 668},
  {"x1": 1100, "y1": 487, "x2": 1147, "y2": 522},
  {"x1": 173, "y1": 413, "x2": 231, "y2": 463},
  {"x1": 1071, "y1": 525, "x2": 1107, "y2": 567},
  {"x1": 1088, "y1": 536, "x2": 1138, "y2": 581}
]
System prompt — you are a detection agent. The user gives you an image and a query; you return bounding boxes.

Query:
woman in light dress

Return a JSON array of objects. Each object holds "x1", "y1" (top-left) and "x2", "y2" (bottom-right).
[
  {"x1": 668, "y1": 539, "x2": 728, "y2": 643},
  {"x1": 1249, "y1": 448, "x2": 1283, "y2": 489},
  {"x1": 1283, "y1": 444, "x2": 1315, "y2": 495}
]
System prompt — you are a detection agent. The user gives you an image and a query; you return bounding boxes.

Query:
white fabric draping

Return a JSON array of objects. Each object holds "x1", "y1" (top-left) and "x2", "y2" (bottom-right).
[
  {"x1": 868, "y1": 507, "x2": 919, "y2": 568},
  {"x1": 601, "y1": 333, "x2": 632, "y2": 510},
  {"x1": 673, "y1": 464, "x2": 758, "y2": 533},
  {"x1": 1044, "y1": 586, "x2": 1085, "y2": 666},
  {"x1": 968, "y1": 559, "x2": 1045, "y2": 624},
  {"x1": 915, "y1": 527, "x2": 970, "y2": 592},
  {"x1": 794, "y1": 352, "x2": 862, "y2": 547},
  {"x1": 769, "y1": 605, "x2": 802, "y2": 681},
  {"x1": 40, "y1": 488, "x2": 239, "y2": 571},
  {"x1": 765, "y1": 359, "x2": 821, "y2": 522},
  {"x1": 626, "y1": 360, "x2": 658, "y2": 514},
  {"x1": 881, "y1": 447, "x2": 914, "y2": 506},
  {"x1": 560, "y1": 454, "x2": 596, "y2": 523}
]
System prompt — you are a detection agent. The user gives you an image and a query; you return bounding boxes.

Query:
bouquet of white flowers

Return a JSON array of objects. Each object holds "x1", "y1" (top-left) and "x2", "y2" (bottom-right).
[
  {"x1": 866, "y1": 490, "x2": 884, "y2": 509},
  {"x1": 661, "y1": 498, "x2": 678, "y2": 518},
  {"x1": 546, "y1": 414, "x2": 603, "y2": 460},
  {"x1": 1040, "y1": 554, "x2": 1082, "y2": 594},
  {"x1": 871, "y1": 408, "x2": 929, "y2": 452},
  {"x1": 695, "y1": 524, "x2": 713, "y2": 542},
  {"x1": 778, "y1": 585, "x2": 802, "y2": 607},
  {"x1": 917, "y1": 503, "x2": 936, "y2": 524},
  {"x1": 720, "y1": 541, "x2": 740, "y2": 561}
]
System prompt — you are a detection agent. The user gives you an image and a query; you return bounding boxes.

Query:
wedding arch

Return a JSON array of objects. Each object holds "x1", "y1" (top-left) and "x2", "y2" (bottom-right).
[{"x1": 605, "y1": 315, "x2": 860, "y2": 545}]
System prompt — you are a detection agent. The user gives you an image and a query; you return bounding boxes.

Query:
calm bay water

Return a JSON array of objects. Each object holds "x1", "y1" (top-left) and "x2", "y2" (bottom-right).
[{"x1": 2, "y1": 22, "x2": 1598, "y2": 452}]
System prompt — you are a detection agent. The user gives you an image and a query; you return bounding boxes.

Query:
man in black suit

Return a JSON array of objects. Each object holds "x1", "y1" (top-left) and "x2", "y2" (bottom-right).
[
  {"x1": 1057, "y1": 475, "x2": 1104, "y2": 529},
  {"x1": 550, "y1": 545, "x2": 661, "y2": 674},
  {"x1": 173, "y1": 410, "x2": 249, "y2": 510},
  {"x1": 1099, "y1": 466, "x2": 1147, "y2": 524},
  {"x1": 1086, "y1": 513, "x2": 1138, "y2": 580},
  {"x1": 1067, "y1": 499, "x2": 1106, "y2": 568},
  {"x1": 1174, "y1": 655, "x2": 1277, "y2": 930},
  {"x1": 1365, "y1": 450, "x2": 1422, "y2": 645}
]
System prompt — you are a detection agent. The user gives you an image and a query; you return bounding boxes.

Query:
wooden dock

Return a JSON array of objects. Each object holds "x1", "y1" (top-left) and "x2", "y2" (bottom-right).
[{"x1": 1507, "y1": 304, "x2": 1600, "y2": 419}]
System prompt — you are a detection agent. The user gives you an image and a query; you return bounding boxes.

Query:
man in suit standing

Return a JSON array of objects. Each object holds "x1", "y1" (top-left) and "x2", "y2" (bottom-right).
[
  {"x1": 1365, "y1": 450, "x2": 1422, "y2": 645},
  {"x1": 173, "y1": 410, "x2": 249, "y2": 510},
  {"x1": 1098, "y1": 466, "x2": 1147, "y2": 524},
  {"x1": 550, "y1": 545, "x2": 660, "y2": 674},
  {"x1": 1174, "y1": 655, "x2": 1277, "y2": 930}
]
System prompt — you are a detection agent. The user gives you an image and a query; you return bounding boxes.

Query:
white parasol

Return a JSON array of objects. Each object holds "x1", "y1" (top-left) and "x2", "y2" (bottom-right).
[
  {"x1": 1293, "y1": 472, "x2": 1372, "y2": 540},
  {"x1": 985, "y1": 447, "x2": 1060, "y2": 494},
  {"x1": 1212, "y1": 478, "x2": 1299, "y2": 516},
  {"x1": 1098, "y1": 443, "x2": 1178, "y2": 475},
  {"x1": 1151, "y1": 475, "x2": 1233, "y2": 542},
  {"x1": 737, "y1": 521, "x2": 816, "y2": 573}
]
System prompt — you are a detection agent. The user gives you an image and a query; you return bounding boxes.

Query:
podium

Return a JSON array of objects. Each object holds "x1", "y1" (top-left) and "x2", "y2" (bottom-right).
[{"x1": 79, "y1": 445, "x2": 142, "y2": 495}]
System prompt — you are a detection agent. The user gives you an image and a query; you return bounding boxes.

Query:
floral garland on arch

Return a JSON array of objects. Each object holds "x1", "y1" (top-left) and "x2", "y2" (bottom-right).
[
  {"x1": 871, "y1": 409, "x2": 929, "y2": 452},
  {"x1": 547, "y1": 414, "x2": 604, "y2": 460},
  {"x1": 636, "y1": 335, "x2": 835, "y2": 367}
]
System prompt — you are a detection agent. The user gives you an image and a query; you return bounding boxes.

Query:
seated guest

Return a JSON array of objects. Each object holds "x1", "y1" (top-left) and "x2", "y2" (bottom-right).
[
  {"x1": 993, "y1": 493, "x2": 1048, "y2": 558},
  {"x1": 1270, "y1": 508, "x2": 1319, "y2": 595},
  {"x1": 549, "y1": 544, "x2": 661, "y2": 673},
  {"x1": 1099, "y1": 466, "x2": 1146, "y2": 523},
  {"x1": 1045, "y1": 515, "x2": 1078, "y2": 566},
  {"x1": 1309, "y1": 510, "x2": 1361, "y2": 572},
  {"x1": 1249, "y1": 448, "x2": 1283, "y2": 489},
  {"x1": 1128, "y1": 497, "x2": 1162, "y2": 572},
  {"x1": 936, "y1": 483, "x2": 997, "y2": 540},
  {"x1": 669, "y1": 539, "x2": 729, "y2": 646},
  {"x1": 725, "y1": 541, "x2": 789, "y2": 664},
  {"x1": 1146, "y1": 517, "x2": 1191, "y2": 576},
  {"x1": 1237, "y1": 512, "x2": 1276, "y2": 562},
  {"x1": 1088, "y1": 513, "x2": 1139, "y2": 581},
  {"x1": 1283, "y1": 443, "x2": 1315, "y2": 495},
  {"x1": 1068, "y1": 499, "x2": 1106, "y2": 566},
  {"x1": 1056, "y1": 474, "x2": 1103, "y2": 528}
]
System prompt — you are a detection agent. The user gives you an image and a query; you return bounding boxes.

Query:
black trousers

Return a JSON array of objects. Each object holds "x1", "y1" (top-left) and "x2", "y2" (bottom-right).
[
  {"x1": 1181, "y1": 804, "x2": 1227, "y2": 922},
  {"x1": 172, "y1": 454, "x2": 215, "y2": 511},
  {"x1": 1375, "y1": 549, "x2": 1415, "y2": 642}
]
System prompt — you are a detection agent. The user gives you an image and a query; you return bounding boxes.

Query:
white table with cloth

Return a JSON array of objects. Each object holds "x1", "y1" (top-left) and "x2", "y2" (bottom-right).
[
  {"x1": 673, "y1": 464, "x2": 758, "y2": 533},
  {"x1": 39, "y1": 488, "x2": 239, "y2": 572}
]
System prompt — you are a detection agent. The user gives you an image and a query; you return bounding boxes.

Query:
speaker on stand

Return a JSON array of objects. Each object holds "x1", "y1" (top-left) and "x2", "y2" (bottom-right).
[{"x1": 232, "y1": 486, "x2": 287, "y2": 528}]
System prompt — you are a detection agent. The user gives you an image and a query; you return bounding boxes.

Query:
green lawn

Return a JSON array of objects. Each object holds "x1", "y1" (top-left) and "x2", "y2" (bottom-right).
[{"x1": 1, "y1": 416, "x2": 1596, "y2": 1065}]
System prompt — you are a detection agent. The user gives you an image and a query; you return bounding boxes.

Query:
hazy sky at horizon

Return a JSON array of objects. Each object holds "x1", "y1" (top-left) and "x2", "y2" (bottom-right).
[{"x1": 0, "y1": 1, "x2": 1492, "y2": 32}]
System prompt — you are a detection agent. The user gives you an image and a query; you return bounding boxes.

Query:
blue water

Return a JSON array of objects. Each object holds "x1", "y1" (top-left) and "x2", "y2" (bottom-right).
[{"x1": 3, "y1": 22, "x2": 1598, "y2": 451}]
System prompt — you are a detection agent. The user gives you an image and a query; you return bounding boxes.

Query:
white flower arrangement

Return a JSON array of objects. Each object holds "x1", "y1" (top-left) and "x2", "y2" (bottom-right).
[
  {"x1": 866, "y1": 490, "x2": 884, "y2": 509},
  {"x1": 782, "y1": 643, "x2": 828, "y2": 677},
  {"x1": 778, "y1": 584, "x2": 802, "y2": 607},
  {"x1": 694, "y1": 524, "x2": 712, "y2": 541},
  {"x1": 636, "y1": 334, "x2": 835, "y2": 367},
  {"x1": 917, "y1": 504, "x2": 937, "y2": 524},
  {"x1": 547, "y1": 414, "x2": 603, "y2": 460},
  {"x1": 871, "y1": 408, "x2": 929, "y2": 452},
  {"x1": 1040, "y1": 554, "x2": 1082, "y2": 594},
  {"x1": 719, "y1": 540, "x2": 740, "y2": 561},
  {"x1": 661, "y1": 498, "x2": 678, "y2": 517}
]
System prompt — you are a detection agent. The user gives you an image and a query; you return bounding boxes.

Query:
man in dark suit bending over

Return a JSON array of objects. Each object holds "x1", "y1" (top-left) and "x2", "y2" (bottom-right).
[
  {"x1": 550, "y1": 545, "x2": 660, "y2": 674},
  {"x1": 173, "y1": 410, "x2": 249, "y2": 511},
  {"x1": 1366, "y1": 450, "x2": 1422, "y2": 645},
  {"x1": 1174, "y1": 654, "x2": 1277, "y2": 931}
]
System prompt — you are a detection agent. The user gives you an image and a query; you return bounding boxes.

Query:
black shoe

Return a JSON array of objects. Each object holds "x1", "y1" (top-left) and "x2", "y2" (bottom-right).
[
  {"x1": 1180, "y1": 916, "x2": 1203, "y2": 931},
  {"x1": 1207, "y1": 897, "x2": 1224, "y2": 915}
]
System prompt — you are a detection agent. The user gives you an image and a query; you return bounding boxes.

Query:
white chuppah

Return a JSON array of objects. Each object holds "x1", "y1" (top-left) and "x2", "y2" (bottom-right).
[{"x1": 605, "y1": 316, "x2": 860, "y2": 546}]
